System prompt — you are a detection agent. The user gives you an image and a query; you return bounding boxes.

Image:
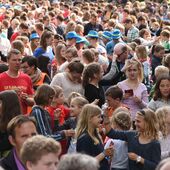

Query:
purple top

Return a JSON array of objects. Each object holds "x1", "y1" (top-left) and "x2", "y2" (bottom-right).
[
  {"x1": 13, "y1": 149, "x2": 25, "y2": 170},
  {"x1": 117, "y1": 80, "x2": 148, "y2": 120}
]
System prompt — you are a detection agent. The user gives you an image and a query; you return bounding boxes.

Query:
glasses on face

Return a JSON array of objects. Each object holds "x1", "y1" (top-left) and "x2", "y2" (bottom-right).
[{"x1": 117, "y1": 50, "x2": 128, "y2": 57}]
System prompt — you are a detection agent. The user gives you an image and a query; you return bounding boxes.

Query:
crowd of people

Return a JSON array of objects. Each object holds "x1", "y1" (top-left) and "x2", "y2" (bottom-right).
[{"x1": 0, "y1": 0, "x2": 170, "y2": 169}]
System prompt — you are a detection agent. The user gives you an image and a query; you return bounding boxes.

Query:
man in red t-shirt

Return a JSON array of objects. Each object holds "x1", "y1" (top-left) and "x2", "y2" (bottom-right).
[{"x1": 0, "y1": 49, "x2": 34, "y2": 114}]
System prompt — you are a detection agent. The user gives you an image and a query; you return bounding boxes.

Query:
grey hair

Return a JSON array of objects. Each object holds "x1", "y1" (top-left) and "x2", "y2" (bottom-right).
[{"x1": 57, "y1": 153, "x2": 99, "y2": 170}]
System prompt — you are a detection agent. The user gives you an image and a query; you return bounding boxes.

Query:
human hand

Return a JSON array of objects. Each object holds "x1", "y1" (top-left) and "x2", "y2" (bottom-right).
[
  {"x1": 112, "y1": 53, "x2": 118, "y2": 62},
  {"x1": 92, "y1": 99, "x2": 99, "y2": 105},
  {"x1": 104, "y1": 146, "x2": 114, "y2": 157},
  {"x1": 128, "y1": 152, "x2": 138, "y2": 161},
  {"x1": 64, "y1": 129, "x2": 75, "y2": 137},
  {"x1": 133, "y1": 96, "x2": 141, "y2": 104},
  {"x1": 54, "y1": 108, "x2": 61, "y2": 120},
  {"x1": 20, "y1": 92, "x2": 28, "y2": 101}
]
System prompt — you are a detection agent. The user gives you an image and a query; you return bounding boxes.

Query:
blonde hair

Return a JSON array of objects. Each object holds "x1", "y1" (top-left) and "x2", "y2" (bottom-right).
[
  {"x1": 111, "y1": 111, "x2": 131, "y2": 130},
  {"x1": 52, "y1": 85, "x2": 63, "y2": 98},
  {"x1": 122, "y1": 58, "x2": 144, "y2": 83},
  {"x1": 135, "y1": 45, "x2": 148, "y2": 60},
  {"x1": 64, "y1": 21, "x2": 76, "y2": 34},
  {"x1": 155, "y1": 65, "x2": 169, "y2": 78},
  {"x1": 137, "y1": 109, "x2": 159, "y2": 140},
  {"x1": 67, "y1": 92, "x2": 82, "y2": 106},
  {"x1": 76, "y1": 104, "x2": 102, "y2": 144},
  {"x1": 71, "y1": 96, "x2": 89, "y2": 108},
  {"x1": 156, "y1": 106, "x2": 170, "y2": 138},
  {"x1": 113, "y1": 106, "x2": 130, "y2": 116}
]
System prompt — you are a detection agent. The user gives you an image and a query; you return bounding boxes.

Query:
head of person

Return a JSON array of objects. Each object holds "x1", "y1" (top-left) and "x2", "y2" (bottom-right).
[
  {"x1": 66, "y1": 31, "x2": 79, "y2": 47},
  {"x1": 82, "y1": 49, "x2": 95, "y2": 65},
  {"x1": 82, "y1": 62, "x2": 102, "y2": 88},
  {"x1": 40, "y1": 30, "x2": 54, "y2": 50},
  {"x1": 124, "y1": 17, "x2": 133, "y2": 30},
  {"x1": 114, "y1": 43, "x2": 128, "y2": 63},
  {"x1": 156, "y1": 157, "x2": 170, "y2": 170},
  {"x1": 70, "y1": 96, "x2": 89, "y2": 117},
  {"x1": 57, "y1": 153, "x2": 99, "y2": 170},
  {"x1": 21, "y1": 56, "x2": 38, "y2": 75},
  {"x1": 67, "y1": 92, "x2": 82, "y2": 107},
  {"x1": 155, "y1": 65, "x2": 169, "y2": 80},
  {"x1": 139, "y1": 28, "x2": 151, "y2": 39},
  {"x1": 135, "y1": 45, "x2": 148, "y2": 62},
  {"x1": 105, "y1": 85, "x2": 123, "y2": 108},
  {"x1": 7, "y1": 49, "x2": 22, "y2": 73},
  {"x1": 156, "y1": 106, "x2": 170, "y2": 138},
  {"x1": 153, "y1": 75, "x2": 170, "y2": 101},
  {"x1": 153, "y1": 44, "x2": 165, "y2": 58},
  {"x1": 111, "y1": 111, "x2": 131, "y2": 130},
  {"x1": 160, "y1": 30, "x2": 170, "y2": 42},
  {"x1": 162, "y1": 54, "x2": 170, "y2": 70},
  {"x1": 135, "y1": 109, "x2": 159, "y2": 140},
  {"x1": 90, "y1": 12, "x2": 98, "y2": 25},
  {"x1": 19, "y1": 23, "x2": 29, "y2": 35},
  {"x1": 12, "y1": 40, "x2": 25, "y2": 55},
  {"x1": 66, "y1": 61, "x2": 84, "y2": 83},
  {"x1": 122, "y1": 58, "x2": 143, "y2": 83},
  {"x1": 0, "y1": 90, "x2": 22, "y2": 132},
  {"x1": 86, "y1": 30, "x2": 99, "y2": 46},
  {"x1": 76, "y1": 104, "x2": 102, "y2": 144},
  {"x1": 65, "y1": 47, "x2": 78, "y2": 62},
  {"x1": 51, "y1": 85, "x2": 64, "y2": 106},
  {"x1": 34, "y1": 84, "x2": 55, "y2": 106},
  {"x1": 7, "y1": 115, "x2": 37, "y2": 157},
  {"x1": 21, "y1": 135, "x2": 61, "y2": 170},
  {"x1": 30, "y1": 32, "x2": 40, "y2": 52}
]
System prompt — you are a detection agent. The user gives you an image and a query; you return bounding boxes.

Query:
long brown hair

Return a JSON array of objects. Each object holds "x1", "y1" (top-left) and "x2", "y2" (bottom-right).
[{"x1": 0, "y1": 90, "x2": 22, "y2": 132}]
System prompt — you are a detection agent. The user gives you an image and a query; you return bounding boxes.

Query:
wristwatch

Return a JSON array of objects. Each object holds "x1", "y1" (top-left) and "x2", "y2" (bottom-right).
[{"x1": 136, "y1": 156, "x2": 142, "y2": 163}]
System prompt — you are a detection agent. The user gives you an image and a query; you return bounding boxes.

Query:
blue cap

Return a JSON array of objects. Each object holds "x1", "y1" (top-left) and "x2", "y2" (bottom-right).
[
  {"x1": 30, "y1": 33, "x2": 40, "y2": 40},
  {"x1": 76, "y1": 36, "x2": 88, "y2": 44},
  {"x1": 66, "y1": 31, "x2": 79, "y2": 40},
  {"x1": 87, "y1": 30, "x2": 99, "y2": 38},
  {"x1": 112, "y1": 29, "x2": 121, "y2": 39},
  {"x1": 102, "y1": 31, "x2": 113, "y2": 41}
]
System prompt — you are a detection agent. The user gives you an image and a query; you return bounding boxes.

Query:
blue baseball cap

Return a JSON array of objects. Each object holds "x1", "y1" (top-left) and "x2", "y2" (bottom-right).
[
  {"x1": 66, "y1": 31, "x2": 79, "y2": 40},
  {"x1": 30, "y1": 33, "x2": 40, "y2": 40},
  {"x1": 87, "y1": 30, "x2": 99, "y2": 38},
  {"x1": 102, "y1": 31, "x2": 113, "y2": 41},
  {"x1": 76, "y1": 36, "x2": 88, "y2": 44},
  {"x1": 112, "y1": 29, "x2": 121, "y2": 39}
]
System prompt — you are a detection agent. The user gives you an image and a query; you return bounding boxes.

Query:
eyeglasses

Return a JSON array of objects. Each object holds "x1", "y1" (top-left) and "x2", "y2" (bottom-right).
[{"x1": 117, "y1": 50, "x2": 128, "y2": 57}]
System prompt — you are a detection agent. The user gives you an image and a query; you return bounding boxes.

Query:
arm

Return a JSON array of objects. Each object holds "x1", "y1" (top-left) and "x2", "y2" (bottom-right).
[
  {"x1": 147, "y1": 99, "x2": 157, "y2": 111},
  {"x1": 140, "y1": 90, "x2": 149, "y2": 108}
]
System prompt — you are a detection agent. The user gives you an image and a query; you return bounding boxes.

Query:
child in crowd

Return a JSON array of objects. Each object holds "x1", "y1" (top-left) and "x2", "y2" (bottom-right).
[
  {"x1": 104, "y1": 108, "x2": 161, "y2": 170},
  {"x1": 105, "y1": 111, "x2": 131, "y2": 170},
  {"x1": 67, "y1": 92, "x2": 82, "y2": 107},
  {"x1": 46, "y1": 85, "x2": 69, "y2": 130},
  {"x1": 76, "y1": 104, "x2": 114, "y2": 170},
  {"x1": 135, "y1": 45, "x2": 151, "y2": 89},
  {"x1": 82, "y1": 62, "x2": 105, "y2": 108},
  {"x1": 156, "y1": 106, "x2": 170, "y2": 159},
  {"x1": 31, "y1": 84, "x2": 74, "y2": 141},
  {"x1": 148, "y1": 75, "x2": 170, "y2": 111},
  {"x1": 160, "y1": 30, "x2": 170, "y2": 53}
]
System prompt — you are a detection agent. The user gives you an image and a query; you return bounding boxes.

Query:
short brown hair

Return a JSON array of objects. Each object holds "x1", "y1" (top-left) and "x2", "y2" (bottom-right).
[
  {"x1": 7, "y1": 49, "x2": 21, "y2": 60},
  {"x1": 21, "y1": 135, "x2": 61, "y2": 166},
  {"x1": 7, "y1": 115, "x2": 36, "y2": 138}
]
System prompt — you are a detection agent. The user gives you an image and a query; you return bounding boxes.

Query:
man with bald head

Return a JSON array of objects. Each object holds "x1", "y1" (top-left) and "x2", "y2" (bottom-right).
[{"x1": 101, "y1": 43, "x2": 128, "y2": 86}]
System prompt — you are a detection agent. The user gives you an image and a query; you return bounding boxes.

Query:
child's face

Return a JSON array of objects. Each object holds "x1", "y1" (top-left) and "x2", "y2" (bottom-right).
[
  {"x1": 52, "y1": 92, "x2": 64, "y2": 105},
  {"x1": 90, "y1": 114, "x2": 102, "y2": 129},
  {"x1": 135, "y1": 114, "x2": 145, "y2": 133},
  {"x1": 159, "y1": 79, "x2": 170, "y2": 99},
  {"x1": 126, "y1": 65, "x2": 139, "y2": 80},
  {"x1": 70, "y1": 101, "x2": 82, "y2": 117},
  {"x1": 161, "y1": 35, "x2": 169, "y2": 42},
  {"x1": 156, "y1": 49, "x2": 165, "y2": 58},
  {"x1": 106, "y1": 96, "x2": 119, "y2": 108}
]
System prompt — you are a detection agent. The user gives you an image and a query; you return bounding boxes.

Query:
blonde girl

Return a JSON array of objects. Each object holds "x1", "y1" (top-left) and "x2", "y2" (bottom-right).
[
  {"x1": 156, "y1": 106, "x2": 170, "y2": 159},
  {"x1": 135, "y1": 45, "x2": 150, "y2": 87},
  {"x1": 105, "y1": 111, "x2": 131, "y2": 170},
  {"x1": 104, "y1": 108, "x2": 161, "y2": 170},
  {"x1": 117, "y1": 58, "x2": 148, "y2": 121},
  {"x1": 76, "y1": 104, "x2": 113, "y2": 170}
]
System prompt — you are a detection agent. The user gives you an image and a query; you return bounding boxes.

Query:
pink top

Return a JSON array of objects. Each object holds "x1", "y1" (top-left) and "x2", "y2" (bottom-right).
[{"x1": 117, "y1": 80, "x2": 148, "y2": 120}]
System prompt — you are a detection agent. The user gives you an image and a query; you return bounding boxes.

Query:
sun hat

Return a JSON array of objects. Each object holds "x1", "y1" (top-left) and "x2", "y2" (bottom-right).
[
  {"x1": 112, "y1": 29, "x2": 122, "y2": 39},
  {"x1": 76, "y1": 36, "x2": 89, "y2": 44},
  {"x1": 66, "y1": 31, "x2": 79, "y2": 40},
  {"x1": 102, "y1": 31, "x2": 113, "y2": 41},
  {"x1": 86, "y1": 30, "x2": 99, "y2": 38},
  {"x1": 30, "y1": 33, "x2": 40, "y2": 40}
]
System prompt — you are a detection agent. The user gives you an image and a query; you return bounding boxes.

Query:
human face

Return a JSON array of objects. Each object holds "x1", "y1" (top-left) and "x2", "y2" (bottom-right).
[
  {"x1": 70, "y1": 101, "x2": 81, "y2": 117},
  {"x1": 60, "y1": 47, "x2": 66, "y2": 57},
  {"x1": 52, "y1": 92, "x2": 64, "y2": 105},
  {"x1": 90, "y1": 114, "x2": 102, "y2": 129},
  {"x1": 27, "y1": 153, "x2": 59, "y2": 170},
  {"x1": 46, "y1": 36, "x2": 54, "y2": 46},
  {"x1": 9, "y1": 122, "x2": 37, "y2": 156},
  {"x1": 126, "y1": 65, "x2": 139, "y2": 80},
  {"x1": 67, "y1": 72, "x2": 82, "y2": 83},
  {"x1": 21, "y1": 62, "x2": 35, "y2": 75},
  {"x1": 159, "y1": 79, "x2": 170, "y2": 99},
  {"x1": 65, "y1": 52, "x2": 73, "y2": 62},
  {"x1": 106, "y1": 96, "x2": 119, "y2": 108},
  {"x1": 156, "y1": 49, "x2": 165, "y2": 58},
  {"x1": 91, "y1": 16, "x2": 97, "y2": 25},
  {"x1": 33, "y1": 39, "x2": 40, "y2": 47},
  {"x1": 8, "y1": 53, "x2": 22, "y2": 73},
  {"x1": 135, "y1": 114, "x2": 145, "y2": 133},
  {"x1": 117, "y1": 49, "x2": 128, "y2": 63}
]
